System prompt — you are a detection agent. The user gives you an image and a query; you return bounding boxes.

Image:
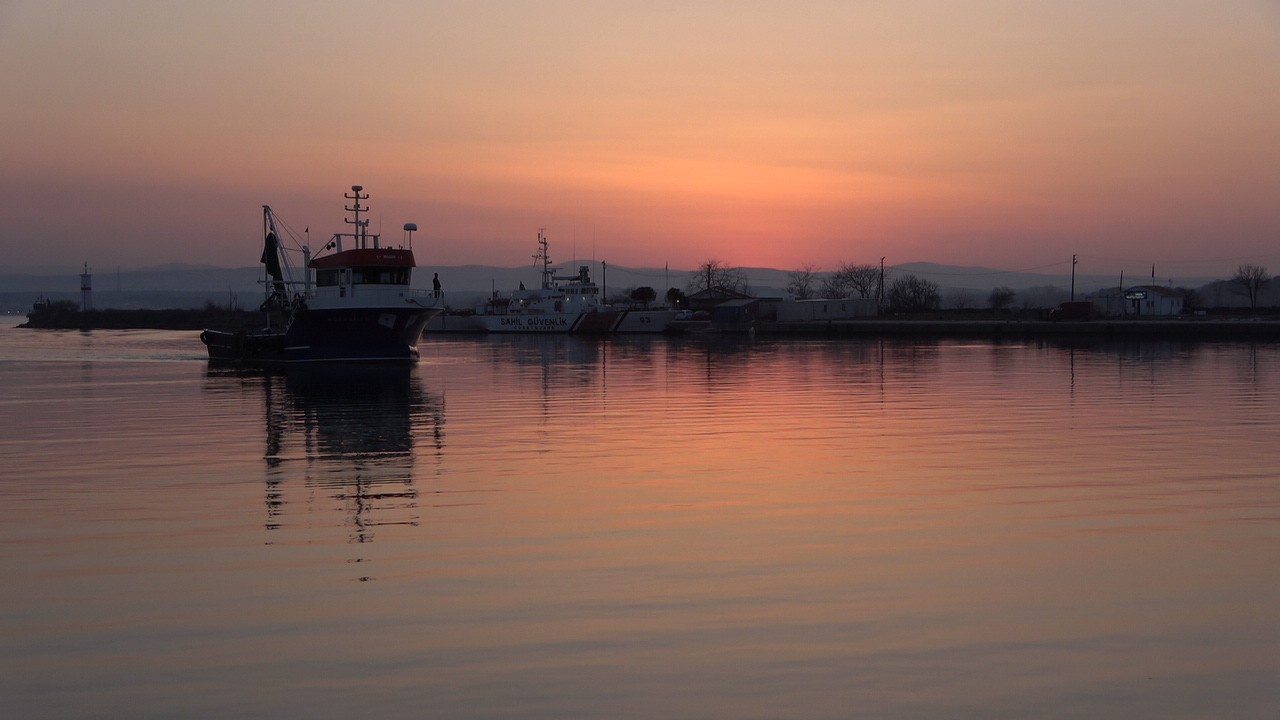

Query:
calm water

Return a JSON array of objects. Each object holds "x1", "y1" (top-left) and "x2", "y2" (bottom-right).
[{"x1": 1, "y1": 323, "x2": 1277, "y2": 719}]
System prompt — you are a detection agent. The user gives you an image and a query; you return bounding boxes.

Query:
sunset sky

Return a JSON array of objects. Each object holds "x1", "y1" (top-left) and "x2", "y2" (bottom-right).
[{"x1": 3, "y1": 1, "x2": 1278, "y2": 281}]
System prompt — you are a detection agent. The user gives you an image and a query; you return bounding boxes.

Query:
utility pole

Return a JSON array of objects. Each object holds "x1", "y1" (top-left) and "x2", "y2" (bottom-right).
[
  {"x1": 80, "y1": 263, "x2": 92, "y2": 311},
  {"x1": 1071, "y1": 254, "x2": 1077, "y2": 301},
  {"x1": 878, "y1": 257, "x2": 885, "y2": 308}
]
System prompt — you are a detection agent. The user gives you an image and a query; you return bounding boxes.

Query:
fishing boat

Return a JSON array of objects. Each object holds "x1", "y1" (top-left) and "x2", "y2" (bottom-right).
[
  {"x1": 466, "y1": 230, "x2": 677, "y2": 334},
  {"x1": 200, "y1": 186, "x2": 443, "y2": 363}
]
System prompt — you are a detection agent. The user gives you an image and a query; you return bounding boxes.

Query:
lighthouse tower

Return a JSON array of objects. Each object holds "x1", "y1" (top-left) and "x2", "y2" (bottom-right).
[{"x1": 80, "y1": 263, "x2": 93, "y2": 311}]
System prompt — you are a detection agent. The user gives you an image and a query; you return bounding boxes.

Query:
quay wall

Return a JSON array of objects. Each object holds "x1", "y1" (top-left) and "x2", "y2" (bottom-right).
[{"x1": 752, "y1": 319, "x2": 1280, "y2": 341}]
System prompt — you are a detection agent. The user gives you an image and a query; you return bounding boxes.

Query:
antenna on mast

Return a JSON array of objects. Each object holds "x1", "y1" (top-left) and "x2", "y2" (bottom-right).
[
  {"x1": 534, "y1": 228, "x2": 553, "y2": 289},
  {"x1": 344, "y1": 185, "x2": 369, "y2": 248}
]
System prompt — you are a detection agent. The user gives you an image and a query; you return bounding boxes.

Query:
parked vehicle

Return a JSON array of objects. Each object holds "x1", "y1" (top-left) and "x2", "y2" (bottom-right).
[{"x1": 1049, "y1": 301, "x2": 1095, "y2": 321}]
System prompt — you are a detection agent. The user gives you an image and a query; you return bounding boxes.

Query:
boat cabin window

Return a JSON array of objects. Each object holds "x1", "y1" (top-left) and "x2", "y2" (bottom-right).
[
  {"x1": 352, "y1": 268, "x2": 409, "y2": 285},
  {"x1": 314, "y1": 267, "x2": 409, "y2": 287}
]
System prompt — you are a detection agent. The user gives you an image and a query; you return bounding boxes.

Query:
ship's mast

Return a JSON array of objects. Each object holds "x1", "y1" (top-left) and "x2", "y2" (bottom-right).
[
  {"x1": 344, "y1": 185, "x2": 369, "y2": 249},
  {"x1": 534, "y1": 228, "x2": 554, "y2": 290}
]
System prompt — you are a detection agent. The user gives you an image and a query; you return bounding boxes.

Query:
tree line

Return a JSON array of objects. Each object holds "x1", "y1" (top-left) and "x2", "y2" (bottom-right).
[
  {"x1": 605, "y1": 259, "x2": 1273, "y2": 314},
  {"x1": 678, "y1": 259, "x2": 1274, "y2": 313}
]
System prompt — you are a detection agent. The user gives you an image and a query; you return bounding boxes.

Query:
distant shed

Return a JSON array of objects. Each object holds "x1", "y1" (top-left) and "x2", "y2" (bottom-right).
[
  {"x1": 712, "y1": 298, "x2": 762, "y2": 325},
  {"x1": 687, "y1": 287, "x2": 754, "y2": 313}
]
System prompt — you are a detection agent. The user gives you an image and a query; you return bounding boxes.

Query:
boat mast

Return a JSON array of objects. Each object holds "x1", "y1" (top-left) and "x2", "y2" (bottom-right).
[
  {"x1": 260, "y1": 205, "x2": 287, "y2": 301},
  {"x1": 345, "y1": 185, "x2": 369, "y2": 249},
  {"x1": 534, "y1": 228, "x2": 553, "y2": 290}
]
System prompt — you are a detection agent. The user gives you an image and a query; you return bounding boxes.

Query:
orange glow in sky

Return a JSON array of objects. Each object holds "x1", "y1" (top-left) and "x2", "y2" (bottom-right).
[{"x1": 2, "y1": 1, "x2": 1279, "y2": 279}]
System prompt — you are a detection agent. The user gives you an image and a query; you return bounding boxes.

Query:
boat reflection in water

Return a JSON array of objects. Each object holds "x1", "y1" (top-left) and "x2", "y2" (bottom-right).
[{"x1": 207, "y1": 364, "x2": 444, "y2": 547}]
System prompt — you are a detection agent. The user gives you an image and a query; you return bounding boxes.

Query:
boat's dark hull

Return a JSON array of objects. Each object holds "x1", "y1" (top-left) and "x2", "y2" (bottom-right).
[{"x1": 201, "y1": 307, "x2": 439, "y2": 363}]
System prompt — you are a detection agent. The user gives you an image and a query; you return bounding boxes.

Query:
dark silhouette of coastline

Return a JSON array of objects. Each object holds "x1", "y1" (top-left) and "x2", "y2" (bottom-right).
[
  {"x1": 745, "y1": 317, "x2": 1280, "y2": 341},
  {"x1": 20, "y1": 298, "x2": 1280, "y2": 341},
  {"x1": 19, "y1": 301, "x2": 259, "y2": 331}
]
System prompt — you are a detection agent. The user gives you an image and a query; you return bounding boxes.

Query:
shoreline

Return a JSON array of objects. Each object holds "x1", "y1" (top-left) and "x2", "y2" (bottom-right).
[
  {"x1": 19, "y1": 307, "x2": 261, "y2": 331},
  {"x1": 18, "y1": 307, "x2": 1280, "y2": 341},
  {"x1": 744, "y1": 318, "x2": 1280, "y2": 341}
]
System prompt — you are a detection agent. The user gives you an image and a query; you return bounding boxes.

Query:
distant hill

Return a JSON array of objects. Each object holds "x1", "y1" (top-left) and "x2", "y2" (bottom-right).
[{"x1": 0, "y1": 266, "x2": 263, "y2": 294}]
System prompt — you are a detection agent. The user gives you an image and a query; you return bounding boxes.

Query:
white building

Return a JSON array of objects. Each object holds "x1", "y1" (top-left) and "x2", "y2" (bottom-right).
[{"x1": 1089, "y1": 285, "x2": 1184, "y2": 317}]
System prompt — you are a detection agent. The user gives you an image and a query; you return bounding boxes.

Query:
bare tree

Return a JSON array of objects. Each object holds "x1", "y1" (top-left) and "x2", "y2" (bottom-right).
[
  {"x1": 988, "y1": 286, "x2": 1017, "y2": 310},
  {"x1": 852, "y1": 265, "x2": 881, "y2": 299},
  {"x1": 820, "y1": 274, "x2": 849, "y2": 299},
  {"x1": 841, "y1": 263, "x2": 881, "y2": 299},
  {"x1": 688, "y1": 259, "x2": 749, "y2": 295},
  {"x1": 787, "y1": 264, "x2": 819, "y2": 299},
  {"x1": 1229, "y1": 264, "x2": 1270, "y2": 310},
  {"x1": 946, "y1": 288, "x2": 975, "y2": 310},
  {"x1": 817, "y1": 262, "x2": 879, "y2": 299},
  {"x1": 888, "y1": 274, "x2": 940, "y2": 312}
]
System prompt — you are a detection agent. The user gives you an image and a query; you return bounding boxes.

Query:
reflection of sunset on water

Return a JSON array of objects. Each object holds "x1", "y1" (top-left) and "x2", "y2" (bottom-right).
[
  {"x1": 206, "y1": 365, "x2": 446, "y2": 546},
  {"x1": 1, "y1": 328, "x2": 1277, "y2": 718}
]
